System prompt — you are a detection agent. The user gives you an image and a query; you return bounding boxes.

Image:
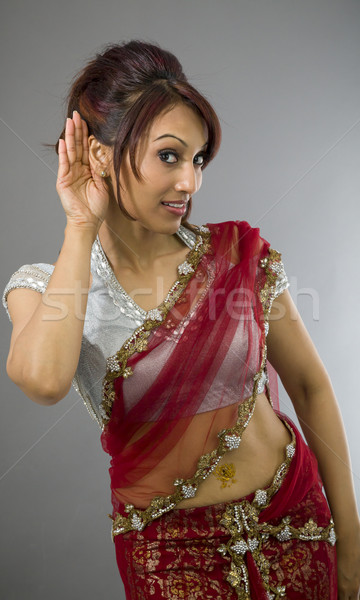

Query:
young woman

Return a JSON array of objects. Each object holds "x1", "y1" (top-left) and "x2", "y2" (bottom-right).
[{"x1": 3, "y1": 40, "x2": 359, "y2": 599}]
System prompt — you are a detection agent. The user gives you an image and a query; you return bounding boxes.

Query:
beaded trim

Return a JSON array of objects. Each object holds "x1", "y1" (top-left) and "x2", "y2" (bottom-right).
[
  {"x1": 2, "y1": 265, "x2": 52, "y2": 320},
  {"x1": 163, "y1": 258, "x2": 217, "y2": 343},
  {"x1": 218, "y1": 423, "x2": 336, "y2": 599},
  {"x1": 72, "y1": 373, "x2": 104, "y2": 429},
  {"x1": 110, "y1": 396, "x2": 257, "y2": 538},
  {"x1": 109, "y1": 247, "x2": 291, "y2": 538},
  {"x1": 100, "y1": 225, "x2": 211, "y2": 424},
  {"x1": 91, "y1": 225, "x2": 197, "y2": 326},
  {"x1": 259, "y1": 249, "x2": 289, "y2": 337},
  {"x1": 257, "y1": 248, "x2": 287, "y2": 402}
]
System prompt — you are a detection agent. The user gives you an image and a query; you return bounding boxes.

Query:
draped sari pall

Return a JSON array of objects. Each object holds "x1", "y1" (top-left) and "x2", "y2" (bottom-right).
[{"x1": 99, "y1": 221, "x2": 337, "y2": 598}]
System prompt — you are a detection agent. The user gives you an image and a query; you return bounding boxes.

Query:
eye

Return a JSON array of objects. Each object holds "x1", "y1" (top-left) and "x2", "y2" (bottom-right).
[
  {"x1": 194, "y1": 153, "x2": 206, "y2": 167},
  {"x1": 158, "y1": 151, "x2": 178, "y2": 164}
]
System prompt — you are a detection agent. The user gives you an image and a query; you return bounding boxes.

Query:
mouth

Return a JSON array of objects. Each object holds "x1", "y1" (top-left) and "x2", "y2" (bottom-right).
[
  {"x1": 161, "y1": 202, "x2": 187, "y2": 208},
  {"x1": 161, "y1": 201, "x2": 188, "y2": 216}
]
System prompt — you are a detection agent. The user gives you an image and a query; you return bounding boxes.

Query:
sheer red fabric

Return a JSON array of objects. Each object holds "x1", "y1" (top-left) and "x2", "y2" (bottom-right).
[
  {"x1": 100, "y1": 221, "x2": 337, "y2": 597},
  {"x1": 114, "y1": 415, "x2": 337, "y2": 599},
  {"x1": 101, "y1": 221, "x2": 273, "y2": 506}
]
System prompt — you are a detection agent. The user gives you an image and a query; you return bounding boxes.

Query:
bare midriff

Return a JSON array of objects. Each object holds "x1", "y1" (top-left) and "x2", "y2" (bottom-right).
[
  {"x1": 113, "y1": 393, "x2": 294, "y2": 511},
  {"x1": 177, "y1": 393, "x2": 292, "y2": 508}
]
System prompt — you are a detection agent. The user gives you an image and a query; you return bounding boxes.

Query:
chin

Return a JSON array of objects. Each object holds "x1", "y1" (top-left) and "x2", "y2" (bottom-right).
[
  {"x1": 156, "y1": 220, "x2": 183, "y2": 236},
  {"x1": 142, "y1": 214, "x2": 183, "y2": 235}
]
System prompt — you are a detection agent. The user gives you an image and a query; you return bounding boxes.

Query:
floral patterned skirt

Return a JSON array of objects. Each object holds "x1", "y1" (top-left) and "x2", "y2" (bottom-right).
[{"x1": 114, "y1": 418, "x2": 337, "y2": 599}]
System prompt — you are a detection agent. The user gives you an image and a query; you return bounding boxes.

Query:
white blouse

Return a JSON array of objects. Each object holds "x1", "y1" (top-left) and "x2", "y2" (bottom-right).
[{"x1": 2, "y1": 225, "x2": 289, "y2": 429}]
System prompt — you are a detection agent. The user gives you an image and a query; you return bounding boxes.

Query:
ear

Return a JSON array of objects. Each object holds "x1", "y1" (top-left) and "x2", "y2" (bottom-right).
[{"x1": 88, "y1": 135, "x2": 112, "y2": 176}]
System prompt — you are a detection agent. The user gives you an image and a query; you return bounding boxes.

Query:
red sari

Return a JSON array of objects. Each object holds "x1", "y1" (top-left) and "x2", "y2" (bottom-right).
[
  {"x1": 100, "y1": 221, "x2": 337, "y2": 599},
  {"x1": 114, "y1": 415, "x2": 336, "y2": 599}
]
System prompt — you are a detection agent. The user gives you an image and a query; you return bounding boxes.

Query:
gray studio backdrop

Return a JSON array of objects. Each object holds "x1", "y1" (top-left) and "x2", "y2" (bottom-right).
[{"x1": 1, "y1": 1, "x2": 359, "y2": 598}]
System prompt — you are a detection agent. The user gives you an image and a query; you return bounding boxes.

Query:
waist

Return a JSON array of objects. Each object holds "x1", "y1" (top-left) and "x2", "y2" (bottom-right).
[
  {"x1": 110, "y1": 413, "x2": 326, "y2": 539},
  {"x1": 177, "y1": 394, "x2": 293, "y2": 508},
  {"x1": 112, "y1": 394, "x2": 295, "y2": 510}
]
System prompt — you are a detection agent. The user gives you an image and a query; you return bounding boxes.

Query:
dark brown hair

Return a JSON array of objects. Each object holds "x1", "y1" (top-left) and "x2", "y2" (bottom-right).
[{"x1": 54, "y1": 40, "x2": 222, "y2": 221}]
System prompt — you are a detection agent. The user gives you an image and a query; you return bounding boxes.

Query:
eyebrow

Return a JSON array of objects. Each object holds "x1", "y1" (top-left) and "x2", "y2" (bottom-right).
[{"x1": 154, "y1": 134, "x2": 208, "y2": 149}]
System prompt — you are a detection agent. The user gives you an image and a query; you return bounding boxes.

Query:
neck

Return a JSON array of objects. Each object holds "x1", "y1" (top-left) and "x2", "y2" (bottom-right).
[{"x1": 98, "y1": 206, "x2": 184, "y2": 272}]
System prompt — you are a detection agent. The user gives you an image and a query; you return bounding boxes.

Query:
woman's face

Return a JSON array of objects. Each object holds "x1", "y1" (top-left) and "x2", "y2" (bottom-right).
[{"x1": 115, "y1": 103, "x2": 208, "y2": 233}]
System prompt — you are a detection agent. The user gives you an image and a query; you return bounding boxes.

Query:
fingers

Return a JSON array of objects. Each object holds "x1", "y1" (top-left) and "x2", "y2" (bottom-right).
[
  {"x1": 63, "y1": 110, "x2": 84, "y2": 165},
  {"x1": 57, "y1": 138, "x2": 69, "y2": 180},
  {"x1": 82, "y1": 118, "x2": 90, "y2": 165},
  {"x1": 73, "y1": 110, "x2": 84, "y2": 162},
  {"x1": 57, "y1": 112, "x2": 90, "y2": 180},
  {"x1": 64, "y1": 116, "x2": 76, "y2": 164}
]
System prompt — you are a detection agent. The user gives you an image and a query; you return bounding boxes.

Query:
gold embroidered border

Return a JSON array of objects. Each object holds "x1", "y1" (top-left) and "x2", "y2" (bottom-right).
[
  {"x1": 100, "y1": 226, "x2": 212, "y2": 425},
  {"x1": 218, "y1": 427, "x2": 336, "y2": 600},
  {"x1": 109, "y1": 247, "x2": 287, "y2": 539}
]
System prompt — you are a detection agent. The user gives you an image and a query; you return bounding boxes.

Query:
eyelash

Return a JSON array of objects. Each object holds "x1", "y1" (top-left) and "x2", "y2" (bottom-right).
[{"x1": 158, "y1": 150, "x2": 207, "y2": 167}]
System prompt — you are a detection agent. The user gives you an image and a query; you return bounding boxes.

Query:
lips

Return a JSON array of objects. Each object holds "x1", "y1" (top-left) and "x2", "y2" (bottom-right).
[
  {"x1": 161, "y1": 202, "x2": 187, "y2": 208},
  {"x1": 161, "y1": 201, "x2": 188, "y2": 216}
]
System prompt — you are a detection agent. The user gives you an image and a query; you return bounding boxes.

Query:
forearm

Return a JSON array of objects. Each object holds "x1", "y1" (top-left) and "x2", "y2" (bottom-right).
[
  {"x1": 7, "y1": 224, "x2": 96, "y2": 400},
  {"x1": 292, "y1": 379, "x2": 359, "y2": 540}
]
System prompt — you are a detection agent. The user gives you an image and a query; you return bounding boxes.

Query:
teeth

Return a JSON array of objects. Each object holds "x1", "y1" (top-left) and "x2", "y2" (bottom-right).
[{"x1": 163, "y1": 203, "x2": 184, "y2": 208}]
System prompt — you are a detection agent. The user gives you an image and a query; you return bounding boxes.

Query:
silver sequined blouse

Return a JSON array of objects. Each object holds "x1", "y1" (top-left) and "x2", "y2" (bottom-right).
[{"x1": 2, "y1": 225, "x2": 289, "y2": 430}]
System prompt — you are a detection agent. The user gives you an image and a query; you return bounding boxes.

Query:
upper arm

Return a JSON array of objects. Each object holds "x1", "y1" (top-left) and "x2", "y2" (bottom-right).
[
  {"x1": 6, "y1": 288, "x2": 44, "y2": 365},
  {"x1": 3, "y1": 263, "x2": 55, "y2": 368},
  {"x1": 5, "y1": 286, "x2": 69, "y2": 403},
  {"x1": 266, "y1": 289, "x2": 331, "y2": 401}
]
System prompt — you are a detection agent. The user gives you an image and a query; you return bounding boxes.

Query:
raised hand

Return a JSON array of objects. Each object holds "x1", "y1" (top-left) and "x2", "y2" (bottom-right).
[{"x1": 56, "y1": 110, "x2": 110, "y2": 233}]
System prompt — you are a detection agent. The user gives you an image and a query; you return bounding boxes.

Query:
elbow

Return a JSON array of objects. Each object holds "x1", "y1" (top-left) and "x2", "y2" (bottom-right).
[
  {"x1": 6, "y1": 357, "x2": 71, "y2": 405},
  {"x1": 27, "y1": 385, "x2": 70, "y2": 406},
  {"x1": 287, "y1": 374, "x2": 334, "y2": 413}
]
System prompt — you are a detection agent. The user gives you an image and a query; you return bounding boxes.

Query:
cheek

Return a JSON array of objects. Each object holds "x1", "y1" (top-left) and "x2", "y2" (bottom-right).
[
  {"x1": 147, "y1": 169, "x2": 175, "y2": 193},
  {"x1": 196, "y1": 171, "x2": 203, "y2": 192},
  {"x1": 136, "y1": 161, "x2": 167, "y2": 190}
]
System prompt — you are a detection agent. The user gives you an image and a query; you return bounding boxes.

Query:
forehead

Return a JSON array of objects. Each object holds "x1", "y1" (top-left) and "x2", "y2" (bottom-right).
[{"x1": 148, "y1": 103, "x2": 208, "y2": 144}]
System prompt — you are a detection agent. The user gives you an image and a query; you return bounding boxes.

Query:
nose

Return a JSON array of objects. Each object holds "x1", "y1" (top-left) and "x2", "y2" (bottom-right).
[{"x1": 174, "y1": 162, "x2": 201, "y2": 196}]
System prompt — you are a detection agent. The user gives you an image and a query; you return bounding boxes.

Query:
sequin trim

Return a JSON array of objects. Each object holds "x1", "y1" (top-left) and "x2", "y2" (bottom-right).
[
  {"x1": 110, "y1": 396, "x2": 257, "y2": 538},
  {"x1": 258, "y1": 248, "x2": 288, "y2": 404},
  {"x1": 101, "y1": 226, "x2": 211, "y2": 425},
  {"x1": 109, "y1": 247, "x2": 292, "y2": 538},
  {"x1": 259, "y1": 249, "x2": 289, "y2": 339},
  {"x1": 217, "y1": 423, "x2": 336, "y2": 599},
  {"x1": 72, "y1": 373, "x2": 103, "y2": 428},
  {"x1": 2, "y1": 265, "x2": 51, "y2": 320},
  {"x1": 164, "y1": 259, "x2": 216, "y2": 343},
  {"x1": 2, "y1": 264, "x2": 103, "y2": 427},
  {"x1": 91, "y1": 225, "x2": 196, "y2": 326}
]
